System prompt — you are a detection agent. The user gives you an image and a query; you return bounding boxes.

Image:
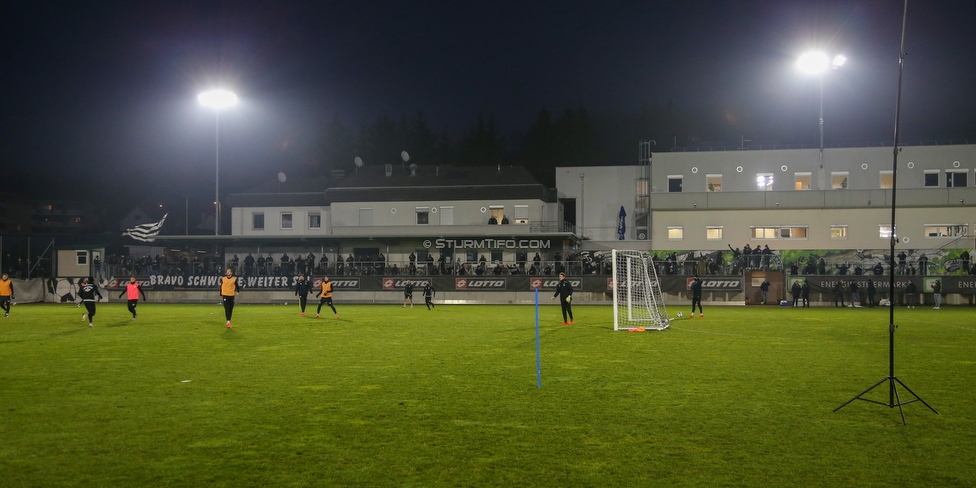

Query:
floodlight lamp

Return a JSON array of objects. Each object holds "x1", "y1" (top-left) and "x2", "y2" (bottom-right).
[
  {"x1": 832, "y1": 55, "x2": 847, "y2": 69},
  {"x1": 198, "y1": 89, "x2": 238, "y2": 109},
  {"x1": 797, "y1": 52, "x2": 829, "y2": 74}
]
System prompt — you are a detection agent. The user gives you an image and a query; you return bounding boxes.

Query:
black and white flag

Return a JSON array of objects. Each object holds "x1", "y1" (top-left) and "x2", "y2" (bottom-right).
[{"x1": 124, "y1": 213, "x2": 168, "y2": 242}]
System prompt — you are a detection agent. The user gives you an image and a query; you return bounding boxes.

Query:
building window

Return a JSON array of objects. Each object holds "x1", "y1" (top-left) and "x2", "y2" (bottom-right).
[
  {"x1": 440, "y1": 206, "x2": 454, "y2": 225},
  {"x1": 947, "y1": 170, "x2": 968, "y2": 188},
  {"x1": 757, "y1": 173, "x2": 773, "y2": 191},
  {"x1": 795, "y1": 173, "x2": 811, "y2": 191},
  {"x1": 780, "y1": 226, "x2": 807, "y2": 239},
  {"x1": 706, "y1": 174, "x2": 722, "y2": 192},
  {"x1": 668, "y1": 175, "x2": 683, "y2": 193},
  {"x1": 924, "y1": 170, "x2": 939, "y2": 187},
  {"x1": 880, "y1": 225, "x2": 896, "y2": 240},
  {"x1": 751, "y1": 226, "x2": 808, "y2": 239},
  {"x1": 880, "y1": 171, "x2": 893, "y2": 189},
  {"x1": 76, "y1": 251, "x2": 88, "y2": 265},
  {"x1": 308, "y1": 213, "x2": 321, "y2": 229},
  {"x1": 359, "y1": 208, "x2": 373, "y2": 226},
  {"x1": 281, "y1": 212, "x2": 293, "y2": 229},
  {"x1": 831, "y1": 172, "x2": 849, "y2": 189},
  {"x1": 667, "y1": 226, "x2": 683, "y2": 240},
  {"x1": 924, "y1": 224, "x2": 968, "y2": 238},
  {"x1": 830, "y1": 225, "x2": 848, "y2": 239},
  {"x1": 490, "y1": 251, "x2": 503, "y2": 263},
  {"x1": 514, "y1": 205, "x2": 529, "y2": 224},
  {"x1": 252, "y1": 213, "x2": 265, "y2": 230},
  {"x1": 706, "y1": 226, "x2": 723, "y2": 240},
  {"x1": 489, "y1": 205, "x2": 504, "y2": 224},
  {"x1": 416, "y1": 207, "x2": 430, "y2": 225}
]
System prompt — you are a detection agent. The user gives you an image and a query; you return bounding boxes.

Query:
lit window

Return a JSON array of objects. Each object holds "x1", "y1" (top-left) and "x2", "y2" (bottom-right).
[
  {"x1": 830, "y1": 226, "x2": 848, "y2": 239},
  {"x1": 780, "y1": 227, "x2": 807, "y2": 239},
  {"x1": 924, "y1": 224, "x2": 968, "y2": 238},
  {"x1": 880, "y1": 225, "x2": 896, "y2": 239},
  {"x1": 832, "y1": 172, "x2": 849, "y2": 189},
  {"x1": 667, "y1": 226, "x2": 683, "y2": 240},
  {"x1": 752, "y1": 227, "x2": 777, "y2": 239},
  {"x1": 706, "y1": 174, "x2": 722, "y2": 192},
  {"x1": 706, "y1": 226, "x2": 723, "y2": 240},
  {"x1": 757, "y1": 173, "x2": 773, "y2": 191},
  {"x1": 795, "y1": 173, "x2": 811, "y2": 191},
  {"x1": 489, "y1": 205, "x2": 504, "y2": 224},
  {"x1": 751, "y1": 226, "x2": 807, "y2": 239},
  {"x1": 880, "y1": 171, "x2": 893, "y2": 189},
  {"x1": 514, "y1": 205, "x2": 529, "y2": 224}
]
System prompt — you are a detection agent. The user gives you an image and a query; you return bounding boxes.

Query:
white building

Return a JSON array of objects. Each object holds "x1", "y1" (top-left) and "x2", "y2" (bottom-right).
[{"x1": 557, "y1": 144, "x2": 976, "y2": 253}]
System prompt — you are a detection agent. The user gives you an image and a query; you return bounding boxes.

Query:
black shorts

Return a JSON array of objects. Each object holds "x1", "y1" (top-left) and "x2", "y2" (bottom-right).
[
  {"x1": 0, "y1": 296, "x2": 9, "y2": 305},
  {"x1": 404, "y1": 292, "x2": 413, "y2": 299}
]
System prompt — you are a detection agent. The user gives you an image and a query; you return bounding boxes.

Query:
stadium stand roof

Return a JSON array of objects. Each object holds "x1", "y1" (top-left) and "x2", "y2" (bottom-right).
[{"x1": 226, "y1": 165, "x2": 556, "y2": 207}]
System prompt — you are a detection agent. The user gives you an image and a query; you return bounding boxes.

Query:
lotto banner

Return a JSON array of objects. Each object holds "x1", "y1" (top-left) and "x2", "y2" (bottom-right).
[{"x1": 96, "y1": 274, "x2": 747, "y2": 293}]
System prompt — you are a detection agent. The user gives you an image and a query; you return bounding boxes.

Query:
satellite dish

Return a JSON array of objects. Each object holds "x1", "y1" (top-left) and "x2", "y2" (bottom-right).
[
  {"x1": 401, "y1": 151, "x2": 410, "y2": 162},
  {"x1": 277, "y1": 172, "x2": 286, "y2": 183},
  {"x1": 354, "y1": 156, "x2": 363, "y2": 167}
]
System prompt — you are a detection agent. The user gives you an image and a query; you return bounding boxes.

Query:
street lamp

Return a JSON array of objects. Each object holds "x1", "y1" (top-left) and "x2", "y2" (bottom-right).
[
  {"x1": 197, "y1": 89, "x2": 238, "y2": 235},
  {"x1": 797, "y1": 52, "x2": 845, "y2": 183}
]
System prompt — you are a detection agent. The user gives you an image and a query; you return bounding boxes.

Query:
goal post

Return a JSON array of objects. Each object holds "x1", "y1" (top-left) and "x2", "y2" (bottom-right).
[{"x1": 612, "y1": 249, "x2": 670, "y2": 331}]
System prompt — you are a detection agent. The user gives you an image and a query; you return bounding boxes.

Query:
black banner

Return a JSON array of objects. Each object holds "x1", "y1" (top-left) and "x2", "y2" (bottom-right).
[{"x1": 100, "y1": 274, "x2": 747, "y2": 293}]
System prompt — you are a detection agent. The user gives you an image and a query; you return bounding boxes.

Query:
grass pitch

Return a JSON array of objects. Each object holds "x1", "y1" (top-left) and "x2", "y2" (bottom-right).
[{"x1": 1, "y1": 301, "x2": 974, "y2": 487}]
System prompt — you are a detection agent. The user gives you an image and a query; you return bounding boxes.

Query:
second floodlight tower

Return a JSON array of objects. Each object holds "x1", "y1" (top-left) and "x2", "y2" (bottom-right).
[{"x1": 198, "y1": 89, "x2": 239, "y2": 235}]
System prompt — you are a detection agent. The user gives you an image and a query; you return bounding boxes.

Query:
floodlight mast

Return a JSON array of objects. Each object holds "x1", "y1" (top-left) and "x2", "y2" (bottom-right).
[
  {"x1": 198, "y1": 89, "x2": 238, "y2": 235},
  {"x1": 797, "y1": 51, "x2": 845, "y2": 189}
]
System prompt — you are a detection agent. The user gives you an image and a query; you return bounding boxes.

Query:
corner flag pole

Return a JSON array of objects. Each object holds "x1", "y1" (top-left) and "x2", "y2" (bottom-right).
[{"x1": 535, "y1": 288, "x2": 541, "y2": 388}]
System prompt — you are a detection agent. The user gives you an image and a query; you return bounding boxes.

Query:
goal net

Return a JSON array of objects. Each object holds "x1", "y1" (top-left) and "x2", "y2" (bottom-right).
[{"x1": 612, "y1": 249, "x2": 670, "y2": 331}]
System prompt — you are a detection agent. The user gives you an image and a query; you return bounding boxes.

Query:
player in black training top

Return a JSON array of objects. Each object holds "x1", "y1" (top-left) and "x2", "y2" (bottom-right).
[
  {"x1": 551, "y1": 272, "x2": 574, "y2": 325},
  {"x1": 403, "y1": 281, "x2": 414, "y2": 308},
  {"x1": 690, "y1": 275, "x2": 703, "y2": 318},
  {"x1": 77, "y1": 277, "x2": 103, "y2": 328},
  {"x1": 423, "y1": 280, "x2": 435, "y2": 310},
  {"x1": 295, "y1": 274, "x2": 312, "y2": 317}
]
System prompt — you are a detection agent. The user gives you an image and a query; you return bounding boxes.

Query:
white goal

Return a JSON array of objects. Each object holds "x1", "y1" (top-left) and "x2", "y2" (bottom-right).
[{"x1": 612, "y1": 249, "x2": 670, "y2": 331}]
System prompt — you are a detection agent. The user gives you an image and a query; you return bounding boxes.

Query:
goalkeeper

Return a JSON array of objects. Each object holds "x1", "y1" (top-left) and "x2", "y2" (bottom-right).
[{"x1": 551, "y1": 272, "x2": 574, "y2": 325}]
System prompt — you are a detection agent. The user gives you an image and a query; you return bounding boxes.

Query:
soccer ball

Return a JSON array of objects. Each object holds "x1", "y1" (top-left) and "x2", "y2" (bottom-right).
[{"x1": 676, "y1": 312, "x2": 684, "y2": 318}]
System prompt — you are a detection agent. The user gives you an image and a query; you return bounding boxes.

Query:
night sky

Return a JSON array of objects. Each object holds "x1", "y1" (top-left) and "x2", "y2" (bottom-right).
[{"x1": 2, "y1": 1, "x2": 974, "y2": 205}]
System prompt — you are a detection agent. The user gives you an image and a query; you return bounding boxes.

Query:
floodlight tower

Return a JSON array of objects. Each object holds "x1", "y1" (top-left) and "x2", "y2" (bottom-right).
[
  {"x1": 198, "y1": 89, "x2": 239, "y2": 235},
  {"x1": 797, "y1": 52, "x2": 846, "y2": 189}
]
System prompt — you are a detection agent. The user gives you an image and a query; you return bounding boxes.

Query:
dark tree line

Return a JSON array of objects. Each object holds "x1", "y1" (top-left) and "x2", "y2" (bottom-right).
[{"x1": 301, "y1": 101, "x2": 737, "y2": 186}]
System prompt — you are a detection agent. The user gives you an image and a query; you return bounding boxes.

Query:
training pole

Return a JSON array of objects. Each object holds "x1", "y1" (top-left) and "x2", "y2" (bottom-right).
[
  {"x1": 535, "y1": 289, "x2": 541, "y2": 388},
  {"x1": 834, "y1": 0, "x2": 937, "y2": 424}
]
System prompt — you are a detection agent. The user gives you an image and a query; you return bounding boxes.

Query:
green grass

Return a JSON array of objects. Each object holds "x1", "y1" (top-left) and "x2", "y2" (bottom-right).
[{"x1": 1, "y1": 302, "x2": 974, "y2": 487}]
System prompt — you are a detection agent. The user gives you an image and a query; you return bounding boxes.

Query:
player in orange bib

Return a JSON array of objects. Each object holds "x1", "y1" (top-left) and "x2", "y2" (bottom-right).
[
  {"x1": 117, "y1": 276, "x2": 147, "y2": 319},
  {"x1": 219, "y1": 268, "x2": 241, "y2": 328},
  {"x1": 315, "y1": 276, "x2": 338, "y2": 319},
  {"x1": 0, "y1": 273, "x2": 14, "y2": 318}
]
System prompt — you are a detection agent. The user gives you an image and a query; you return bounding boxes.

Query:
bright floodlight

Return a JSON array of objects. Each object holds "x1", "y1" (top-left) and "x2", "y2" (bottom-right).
[
  {"x1": 197, "y1": 89, "x2": 238, "y2": 109},
  {"x1": 797, "y1": 52, "x2": 830, "y2": 74},
  {"x1": 832, "y1": 55, "x2": 847, "y2": 68}
]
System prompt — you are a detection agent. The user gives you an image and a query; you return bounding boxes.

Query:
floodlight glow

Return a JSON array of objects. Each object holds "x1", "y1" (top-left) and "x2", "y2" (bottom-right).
[
  {"x1": 197, "y1": 89, "x2": 238, "y2": 109},
  {"x1": 797, "y1": 52, "x2": 829, "y2": 74},
  {"x1": 832, "y1": 55, "x2": 847, "y2": 68}
]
